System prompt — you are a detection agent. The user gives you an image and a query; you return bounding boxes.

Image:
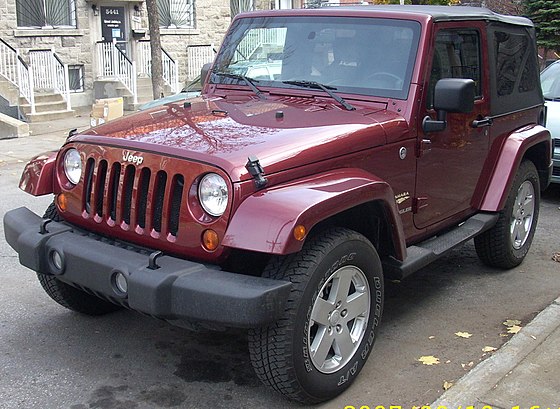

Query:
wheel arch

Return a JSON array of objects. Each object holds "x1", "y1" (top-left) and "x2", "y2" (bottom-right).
[
  {"x1": 19, "y1": 150, "x2": 59, "y2": 196},
  {"x1": 222, "y1": 169, "x2": 406, "y2": 260},
  {"x1": 478, "y1": 124, "x2": 551, "y2": 212}
]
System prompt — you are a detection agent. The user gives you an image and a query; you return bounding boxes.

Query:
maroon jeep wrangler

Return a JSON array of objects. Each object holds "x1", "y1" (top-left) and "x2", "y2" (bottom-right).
[{"x1": 4, "y1": 5, "x2": 553, "y2": 404}]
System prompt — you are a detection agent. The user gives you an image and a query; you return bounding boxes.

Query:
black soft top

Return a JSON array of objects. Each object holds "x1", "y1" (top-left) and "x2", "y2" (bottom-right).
[{"x1": 333, "y1": 5, "x2": 533, "y2": 27}]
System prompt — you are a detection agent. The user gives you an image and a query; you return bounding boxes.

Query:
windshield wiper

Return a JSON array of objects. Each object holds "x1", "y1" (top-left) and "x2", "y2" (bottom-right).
[
  {"x1": 282, "y1": 80, "x2": 356, "y2": 111},
  {"x1": 212, "y1": 71, "x2": 266, "y2": 100}
]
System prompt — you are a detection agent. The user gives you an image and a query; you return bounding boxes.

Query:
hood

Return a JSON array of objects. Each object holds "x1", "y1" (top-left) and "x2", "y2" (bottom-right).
[{"x1": 77, "y1": 94, "x2": 404, "y2": 181}]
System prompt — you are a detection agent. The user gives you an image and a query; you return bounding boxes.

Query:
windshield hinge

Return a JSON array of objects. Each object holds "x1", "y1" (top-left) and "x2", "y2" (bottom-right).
[{"x1": 245, "y1": 156, "x2": 268, "y2": 189}]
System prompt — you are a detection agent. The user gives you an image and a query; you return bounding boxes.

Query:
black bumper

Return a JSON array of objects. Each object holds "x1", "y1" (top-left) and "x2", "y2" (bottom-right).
[{"x1": 4, "y1": 207, "x2": 292, "y2": 328}]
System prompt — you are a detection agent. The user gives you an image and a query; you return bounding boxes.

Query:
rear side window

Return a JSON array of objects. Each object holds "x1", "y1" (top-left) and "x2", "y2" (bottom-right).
[
  {"x1": 488, "y1": 24, "x2": 542, "y2": 115},
  {"x1": 427, "y1": 29, "x2": 481, "y2": 109}
]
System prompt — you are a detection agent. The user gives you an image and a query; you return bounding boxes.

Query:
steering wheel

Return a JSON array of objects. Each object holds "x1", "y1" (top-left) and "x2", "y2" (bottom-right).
[{"x1": 366, "y1": 72, "x2": 403, "y2": 89}]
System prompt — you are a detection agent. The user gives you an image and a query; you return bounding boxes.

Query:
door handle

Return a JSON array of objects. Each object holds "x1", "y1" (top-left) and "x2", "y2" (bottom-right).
[{"x1": 471, "y1": 117, "x2": 493, "y2": 128}]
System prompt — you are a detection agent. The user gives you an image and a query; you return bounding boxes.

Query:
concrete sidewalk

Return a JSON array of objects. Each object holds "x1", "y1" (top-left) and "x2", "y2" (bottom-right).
[{"x1": 432, "y1": 296, "x2": 560, "y2": 408}]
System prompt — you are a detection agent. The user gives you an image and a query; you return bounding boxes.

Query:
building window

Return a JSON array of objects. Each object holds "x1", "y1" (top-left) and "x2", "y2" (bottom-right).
[
  {"x1": 157, "y1": 0, "x2": 195, "y2": 28},
  {"x1": 68, "y1": 65, "x2": 84, "y2": 93},
  {"x1": 230, "y1": 0, "x2": 254, "y2": 18},
  {"x1": 16, "y1": 0, "x2": 76, "y2": 28}
]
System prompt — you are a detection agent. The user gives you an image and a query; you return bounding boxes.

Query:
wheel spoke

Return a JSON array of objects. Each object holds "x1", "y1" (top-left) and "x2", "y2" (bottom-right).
[
  {"x1": 311, "y1": 327, "x2": 334, "y2": 367},
  {"x1": 311, "y1": 297, "x2": 334, "y2": 326},
  {"x1": 343, "y1": 291, "x2": 368, "y2": 321},
  {"x1": 333, "y1": 328, "x2": 355, "y2": 360},
  {"x1": 330, "y1": 269, "x2": 353, "y2": 305}
]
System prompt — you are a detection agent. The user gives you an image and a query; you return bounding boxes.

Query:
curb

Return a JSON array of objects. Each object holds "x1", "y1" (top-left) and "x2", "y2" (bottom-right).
[{"x1": 431, "y1": 296, "x2": 560, "y2": 406}]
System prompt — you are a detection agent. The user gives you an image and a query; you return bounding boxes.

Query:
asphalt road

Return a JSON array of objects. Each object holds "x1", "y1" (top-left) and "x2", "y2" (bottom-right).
[{"x1": 1, "y1": 159, "x2": 559, "y2": 409}]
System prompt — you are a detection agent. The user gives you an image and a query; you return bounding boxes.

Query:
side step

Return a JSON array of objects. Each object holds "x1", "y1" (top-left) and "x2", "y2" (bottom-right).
[{"x1": 382, "y1": 213, "x2": 499, "y2": 279}]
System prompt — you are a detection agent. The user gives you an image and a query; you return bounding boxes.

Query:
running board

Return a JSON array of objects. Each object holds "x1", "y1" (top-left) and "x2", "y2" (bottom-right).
[{"x1": 382, "y1": 213, "x2": 499, "y2": 279}]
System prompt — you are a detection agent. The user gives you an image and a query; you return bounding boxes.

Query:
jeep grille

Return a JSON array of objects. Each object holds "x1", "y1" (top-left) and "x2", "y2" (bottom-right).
[{"x1": 83, "y1": 158, "x2": 184, "y2": 237}]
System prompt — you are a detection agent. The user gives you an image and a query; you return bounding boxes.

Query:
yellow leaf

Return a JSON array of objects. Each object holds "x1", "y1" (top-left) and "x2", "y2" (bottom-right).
[
  {"x1": 482, "y1": 346, "x2": 497, "y2": 352},
  {"x1": 507, "y1": 325, "x2": 522, "y2": 334},
  {"x1": 461, "y1": 361, "x2": 474, "y2": 369},
  {"x1": 418, "y1": 355, "x2": 440, "y2": 365},
  {"x1": 503, "y1": 319, "x2": 521, "y2": 327},
  {"x1": 428, "y1": 336, "x2": 435, "y2": 339},
  {"x1": 443, "y1": 381, "x2": 453, "y2": 390},
  {"x1": 455, "y1": 331, "x2": 473, "y2": 338}
]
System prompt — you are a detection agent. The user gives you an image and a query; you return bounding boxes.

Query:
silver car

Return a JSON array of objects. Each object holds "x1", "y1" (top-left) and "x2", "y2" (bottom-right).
[{"x1": 541, "y1": 60, "x2": 560, "y2": 183}]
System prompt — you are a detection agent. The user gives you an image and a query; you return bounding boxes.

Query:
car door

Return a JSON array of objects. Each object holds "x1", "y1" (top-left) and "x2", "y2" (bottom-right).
[{"x1": 414, "y1": 23, "x2": 490, "y2": 229}]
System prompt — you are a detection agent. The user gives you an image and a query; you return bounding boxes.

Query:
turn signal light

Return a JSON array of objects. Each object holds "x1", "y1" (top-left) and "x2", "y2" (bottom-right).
[
  {"x1": 293, "y1": 225, "x2": 306, "y2": 241},
  {"x1": 57, "y1": 193, "x2": 67, "y2": 212},
  {"x1": 202, "y1": 229, "x2": 219, "y2": 251}
]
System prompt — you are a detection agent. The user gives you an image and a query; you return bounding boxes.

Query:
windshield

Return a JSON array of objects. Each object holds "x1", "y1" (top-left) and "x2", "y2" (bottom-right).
[
  {"x1": 211, "y1": 16, "x2": 421, "y2": 100},
  {"x1": 541, "y1": 62, "x2": 560, "y2": 100}
]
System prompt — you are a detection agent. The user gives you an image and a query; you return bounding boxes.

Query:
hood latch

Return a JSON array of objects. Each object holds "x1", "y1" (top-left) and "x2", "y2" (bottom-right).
[{"x1": 245, "y1": 156, "x2": 268, "y2": 189}]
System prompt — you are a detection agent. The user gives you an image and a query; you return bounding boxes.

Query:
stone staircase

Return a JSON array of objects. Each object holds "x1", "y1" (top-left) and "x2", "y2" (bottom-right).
[
  {"x1": 0, "y1": 75, "x2": 24, "y2": 120},
  {"x1": 19, "y1": 91, "x2": 74, "y2": 123},
  {"x1": 94, "y1": 77, "x2": 173, "y2": 111}
]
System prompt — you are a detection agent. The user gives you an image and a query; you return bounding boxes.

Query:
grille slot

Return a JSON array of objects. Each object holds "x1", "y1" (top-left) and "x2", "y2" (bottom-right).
[
  {"x1": 152, "y1": 171, "x2": 168, "y2": 233},
  {"x1": 81, "y1": 155, "x2": 186, "y2": 238},
  {"x1": 554, "y1": 138, "x2": 560, "y2": 149}
]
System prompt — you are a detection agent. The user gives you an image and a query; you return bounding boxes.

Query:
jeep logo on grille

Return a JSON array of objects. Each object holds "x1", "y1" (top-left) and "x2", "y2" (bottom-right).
[{"x1": 123, "y1": 151, "x2": 144, "y2": 166}]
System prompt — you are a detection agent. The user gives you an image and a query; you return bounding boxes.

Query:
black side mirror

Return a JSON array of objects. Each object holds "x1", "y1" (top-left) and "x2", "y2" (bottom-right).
[
  {"x1": 423, "y1": 78, "x2": 476, "y2": 133},
  {"x1": 201, "y1": 62, "x2": 213, "y2": 87}
]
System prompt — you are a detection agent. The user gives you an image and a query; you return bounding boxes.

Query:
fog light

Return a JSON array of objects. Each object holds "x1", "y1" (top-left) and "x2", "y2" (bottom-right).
[
  {"x1": 114, "y1": 272, "x2": 128, "y2": 294},
  {"x1": 50, "y1": 250, "x2": 64, "y2": 272}
]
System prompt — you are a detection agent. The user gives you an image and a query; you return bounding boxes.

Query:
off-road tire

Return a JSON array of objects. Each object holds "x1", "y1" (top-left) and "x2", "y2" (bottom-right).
[
  {"x1": 474, "y1": 160, "x2": 540, "y2": 269},
  {"x1": 37, "y1": 202, "x2": 121, "y2": 316},
  {"x1": 248, "y1": 227, "x2": 384, "y2": 404}
]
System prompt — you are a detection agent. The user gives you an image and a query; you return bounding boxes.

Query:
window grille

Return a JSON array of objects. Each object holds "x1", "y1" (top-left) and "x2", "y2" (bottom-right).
[
  {"x1": 68, "y1": 65, "x2": 84, "y2": 93},
  {"x1": 16, "y1": 0, "x2": 76, "y2": 28},
  {"x1": 157, "y1": 0, "x2": 195, "y2": 28}
]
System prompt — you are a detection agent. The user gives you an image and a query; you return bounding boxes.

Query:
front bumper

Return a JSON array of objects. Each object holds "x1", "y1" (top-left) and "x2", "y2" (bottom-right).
[{"x1": 4, "y1": 207, "x2": 291, "y2": 328}]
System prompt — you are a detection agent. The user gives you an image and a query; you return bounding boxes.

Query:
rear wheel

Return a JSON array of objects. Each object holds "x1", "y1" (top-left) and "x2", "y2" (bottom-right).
[
  {"x1": 475, "y1": 160, "x2": 540, "y2": 268},
  {"x1": 37, "y1": 202, "x2": 121, "y2": 316},
  {"x1": 248, "y1": 227, "x2": 384, "y2": 404}
]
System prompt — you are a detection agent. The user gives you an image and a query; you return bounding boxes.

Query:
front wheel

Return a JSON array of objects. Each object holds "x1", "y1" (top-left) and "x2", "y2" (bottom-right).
[
  {"x1": 475, "y1": 160, "x2": 540, "y2": 269},
  {"x1": 248, "y1": 228, "x2": 384, "y2": 404}
]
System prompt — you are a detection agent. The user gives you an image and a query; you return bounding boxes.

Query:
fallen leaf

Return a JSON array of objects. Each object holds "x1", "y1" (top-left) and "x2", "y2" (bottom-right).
[
  {"x1": 418, "y1": 355, "x2": 440, "y2": 365},
  {"x1": 445, "y1": 360, "x2": 451, "y2": 364},
  {"x1": 500, "y1": 333, "x2": 509, "y2": 337},
  {"x1": 443, "y1": 381, "x2": 453, "y2": 390},
  {"x1": 507, "y1": 325, "x2": 522, "y2": 334},
  {"x1": 482, "y1": 346, "x2": 497, "y2": 352},
  {"x1": 461, "y1": 361, "x2": 474, "y2": 369},
  {"x1": 429, "y1": 336, "x2": 435, "y2": 339},
  {"x1": 531, "y1": 335, "x2": 537, "y2": 340},
  {"x1": 503, "y1": 319, "x2": 521, "y2": 327},
  {"x1": 455, "y1": 331, "x2": 473, "y2": 338}
]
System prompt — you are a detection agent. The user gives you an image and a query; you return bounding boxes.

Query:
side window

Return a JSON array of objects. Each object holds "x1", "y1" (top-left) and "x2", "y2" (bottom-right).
[
  {"x1": 427, "y1": 29, "x2": 481, "y2": 108},
  {"x1": 494, "y1": 31, "x2": 538, "y2": 96}
]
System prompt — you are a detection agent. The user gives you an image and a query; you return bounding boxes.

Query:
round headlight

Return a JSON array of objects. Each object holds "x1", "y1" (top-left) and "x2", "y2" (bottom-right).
[
  {"x1": 198, "y1": 173, "x2": 229, "y2": 217},
  {"x1": 63, "y1": 148, "x2": 82, "y2": 185}
]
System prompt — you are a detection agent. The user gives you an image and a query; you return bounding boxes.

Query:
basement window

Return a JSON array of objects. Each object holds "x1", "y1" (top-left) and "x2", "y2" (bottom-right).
[{"x1": 68, "y1": 65, "x2": 84, "y2": 93}]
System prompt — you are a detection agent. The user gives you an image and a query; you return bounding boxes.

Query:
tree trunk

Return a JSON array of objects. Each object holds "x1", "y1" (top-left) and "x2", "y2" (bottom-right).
[{"x1": 145, "y1": 0, "x2": 165, "y2": 99}]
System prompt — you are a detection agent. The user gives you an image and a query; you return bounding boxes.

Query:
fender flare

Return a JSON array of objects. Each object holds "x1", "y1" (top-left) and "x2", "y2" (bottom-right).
[
  {"x1": 223, "y1": 168, "x2": 406, "y2": 259},
  {"x1": 18, "y1": 150, "x2": 59, "y2": 196},
  {"x1": 478, "y1": 124, "x2": 551, "y2": 211}
]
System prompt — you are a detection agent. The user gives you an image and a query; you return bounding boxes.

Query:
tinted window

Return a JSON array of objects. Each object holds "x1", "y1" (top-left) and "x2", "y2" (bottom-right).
[
  {"x1": 427, "y1": 29, "x2": 481, "y2": 108},
  {"x1": 495, "y1": 31, "x2": 538, "y2": 96}
]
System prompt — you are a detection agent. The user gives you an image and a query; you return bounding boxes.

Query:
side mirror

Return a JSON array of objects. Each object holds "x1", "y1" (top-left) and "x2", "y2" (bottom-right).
[
  {"x1": 201, "y1": 62, "x2": 213, "y2": 87},
  {"x1": 423, "y1": 78, "x2": 476, "y2": 133}
]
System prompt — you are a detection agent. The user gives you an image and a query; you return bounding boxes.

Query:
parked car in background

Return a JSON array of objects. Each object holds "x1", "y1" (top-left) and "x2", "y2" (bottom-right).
[
  {"x1": 138, "y1": 76, "x2": 202, "y2": 111},
  {"x1": 541, "y1": 60, "x2": 560, "y2": 183}
]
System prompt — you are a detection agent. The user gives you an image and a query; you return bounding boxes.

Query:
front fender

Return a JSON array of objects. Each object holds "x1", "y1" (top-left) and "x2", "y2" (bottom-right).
[
  {"x1": 223, "y1": 169, "x2": 406, "y2": 259},
  {"x1": 18, "y1": 151, "x2": 59, "y2": 196},
  {"x1": 478, "y1": 124, "x2": 551, "y2": 211}
]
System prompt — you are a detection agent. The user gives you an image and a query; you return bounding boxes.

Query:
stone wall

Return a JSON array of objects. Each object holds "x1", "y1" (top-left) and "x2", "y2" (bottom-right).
[{"x1": 0, "y1": 0, "x2": 236, "y2": 106}]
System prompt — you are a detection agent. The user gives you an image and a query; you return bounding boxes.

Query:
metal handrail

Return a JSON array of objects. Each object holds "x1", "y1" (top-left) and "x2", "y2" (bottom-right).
[
  {"x1": 0, "y1": 38, "x2": 35, "y2": 114},
  {"x1": 29, "y1": 48, "x2": 71, "y2": 110},
  {"x1": 138, "y1": 40, "x2": 179, "y2": 93},
  {"x1": 96, "y1": 40, "x2": 137, "y2": 104}
]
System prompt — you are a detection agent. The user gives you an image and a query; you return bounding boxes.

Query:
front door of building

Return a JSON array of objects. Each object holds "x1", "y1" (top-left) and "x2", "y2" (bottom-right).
[{"x1": 100, "y1": 6, "x2": 129, "y2": 55}]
